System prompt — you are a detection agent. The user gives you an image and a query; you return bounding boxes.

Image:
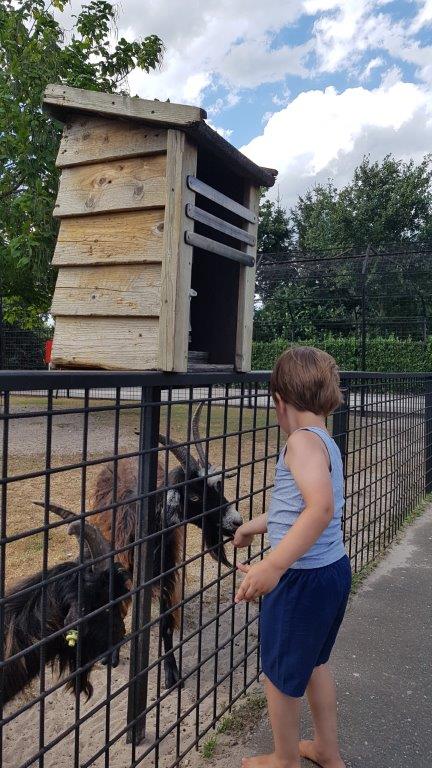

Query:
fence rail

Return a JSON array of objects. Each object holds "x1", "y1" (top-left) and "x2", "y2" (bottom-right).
[{"x1": 0, "y1": 369, "x2": 430, "y2": 767}]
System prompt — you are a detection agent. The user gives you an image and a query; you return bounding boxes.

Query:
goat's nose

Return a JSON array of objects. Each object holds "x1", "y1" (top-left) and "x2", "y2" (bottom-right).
[{"x1": 223, "y1": 506, "x2": 243, "y2": 530}]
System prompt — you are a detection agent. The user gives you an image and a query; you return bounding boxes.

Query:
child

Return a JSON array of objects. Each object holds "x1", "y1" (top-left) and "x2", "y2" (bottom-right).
[{"x1": 234, "y1": 346, "x2": 351, "y2": 768}]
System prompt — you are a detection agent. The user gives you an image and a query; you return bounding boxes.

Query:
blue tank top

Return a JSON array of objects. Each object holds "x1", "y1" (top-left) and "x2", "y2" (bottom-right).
[{"x1": 267, "y1": 426, "x2": 347, "y2": 569}]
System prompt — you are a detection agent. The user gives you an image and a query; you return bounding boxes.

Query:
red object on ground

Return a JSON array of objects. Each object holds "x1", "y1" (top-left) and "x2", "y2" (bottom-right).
[{"x1": 44, "y1": 339, "x2": 53, "y2": 365}]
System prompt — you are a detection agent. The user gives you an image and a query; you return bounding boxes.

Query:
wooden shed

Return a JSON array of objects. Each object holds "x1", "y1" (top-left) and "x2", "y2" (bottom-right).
[{"x1": 43, "y1": 84, "x2": 277, "y2": 372}]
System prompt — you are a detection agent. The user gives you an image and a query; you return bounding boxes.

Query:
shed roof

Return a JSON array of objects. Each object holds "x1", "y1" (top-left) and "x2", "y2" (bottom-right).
[{"x1": 43, "y1": 84, "x2": 277, "y2": 188}]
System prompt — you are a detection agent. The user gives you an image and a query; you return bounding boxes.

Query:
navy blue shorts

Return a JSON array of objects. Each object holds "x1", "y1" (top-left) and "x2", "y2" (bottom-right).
[{"x1": 260, "y1": 553, "x2": 352, "y2": 698}]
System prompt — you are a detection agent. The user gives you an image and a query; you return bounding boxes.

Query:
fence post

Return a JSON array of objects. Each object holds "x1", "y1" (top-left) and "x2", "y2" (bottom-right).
[
  {"x1": 127, "y1": 384, "x2": 161, "y2": 745},
  {"x1": 332, "y1": 383, "x2": 349, "y2": 476},
  {"x1": 0, "y1": 292, "x2": 4, "y2": 370},
  {"x1": 425, "y1": 378, "x2": 432, "y2": 494}
]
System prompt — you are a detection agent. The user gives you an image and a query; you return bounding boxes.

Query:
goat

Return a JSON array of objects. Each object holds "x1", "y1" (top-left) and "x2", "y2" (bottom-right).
[
  {"x1": 35, "y1": 403, "x2": 242, "y2": 690},
  {"x1": 2, "y1": 520, "x2": 129, "y2": 706}
]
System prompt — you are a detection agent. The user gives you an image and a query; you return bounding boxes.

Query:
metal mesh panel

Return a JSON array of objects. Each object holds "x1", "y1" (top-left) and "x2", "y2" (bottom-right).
[{"x1": 0, "y1": 369, "x2": 429, "y2": 767}]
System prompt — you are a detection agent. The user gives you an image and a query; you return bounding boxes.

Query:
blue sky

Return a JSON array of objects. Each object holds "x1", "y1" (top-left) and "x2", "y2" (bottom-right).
[{"x1": 63, "y1": 1, "x2": 432, "y2": 208}]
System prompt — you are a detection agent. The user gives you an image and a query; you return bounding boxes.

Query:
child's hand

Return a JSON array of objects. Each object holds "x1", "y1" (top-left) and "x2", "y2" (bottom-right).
[
  {"x1": 234, "y1": 559, "x2": 283, "y2": 603},
  {"x1": 232, "y1": 524, "x2": 255, "y2": 548}
]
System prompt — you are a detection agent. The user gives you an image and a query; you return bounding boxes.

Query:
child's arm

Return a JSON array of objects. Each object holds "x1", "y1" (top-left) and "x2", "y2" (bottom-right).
[
  {"x1": 233, "y1": 512, "x2": 268, "y2": 548},
  {"x1": 235, "y1": 431, "x2": 333, "y2": 602}
]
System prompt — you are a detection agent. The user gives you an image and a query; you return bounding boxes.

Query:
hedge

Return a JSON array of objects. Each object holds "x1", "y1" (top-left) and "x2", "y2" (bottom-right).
[{"x1": 251, "y1": 334, "x2": 432, "y2": 372}]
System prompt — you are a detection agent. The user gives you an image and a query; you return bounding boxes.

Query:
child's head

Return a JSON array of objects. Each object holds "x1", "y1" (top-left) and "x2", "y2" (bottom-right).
[{"x1": 270, "y1": 346, "x2": 343, "y2": 418}]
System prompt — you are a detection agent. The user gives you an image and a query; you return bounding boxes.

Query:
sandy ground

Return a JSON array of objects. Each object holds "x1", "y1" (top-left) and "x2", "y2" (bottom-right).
[{"x1": 4, "y1": 593, "x2": 260, "y2": 768}]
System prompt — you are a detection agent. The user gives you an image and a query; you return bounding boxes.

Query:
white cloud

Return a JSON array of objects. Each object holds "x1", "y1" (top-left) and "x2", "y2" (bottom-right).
[
  {"x1": 119, "y1": 0, "x2": 307, "y2": 102},
  {"x1": 206, "y1": 120, "x2": 233, "y2": 139},
  {"x1": 310, "y1": 1, "x2": 432, "y2": 87},
  {"x1": 312, "y1": 1, "x2": 372, "y2": 73},
  {"x1": 380, "y1": 65, "x2": 403, "y2": 89},
  {"x1": 218, "y1": 37, "x2": 311, "y2": 88},
  {"x1": 56, "y1": 0, "x2": 432, "y2": 112},
  {"x1": 411, "y1": 0, "x2": 432, "y2": 32},
  {"x1": 241, "y1": 80, "x2": 432, "y2": 208},
  {"x1": 359, "y1": 56, "x2": 384, "y2": 82},
  {"x1": 262, "y1": 111, "x2": 274, "y2": 124},
  {"x1": 272, "y1": 87, "x2": 291, "y2": 106}
]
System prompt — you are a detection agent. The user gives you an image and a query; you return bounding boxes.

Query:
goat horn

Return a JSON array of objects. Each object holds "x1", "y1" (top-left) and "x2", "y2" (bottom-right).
[
  {"x1": 68, "y1": 521, "x2": 111, "y2": 574},
  {"x1": 33, "y1": 500, "x2": 78, "y2": 521},
  {"x1": 192, "y1": 402, "x2": 208, "y2": 467},
  {"x1": 158, "y1": 434, "x2": 200, "y2": 474}
]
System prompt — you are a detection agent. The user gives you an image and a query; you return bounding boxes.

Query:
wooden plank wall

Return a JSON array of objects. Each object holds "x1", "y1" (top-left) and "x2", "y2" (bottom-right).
[
  {"x1": 158, "y1": 131, "x2": 197, "y2": 372},
  {"x1": 50, "y1": 115, "x2": 167, "y2": 370}
]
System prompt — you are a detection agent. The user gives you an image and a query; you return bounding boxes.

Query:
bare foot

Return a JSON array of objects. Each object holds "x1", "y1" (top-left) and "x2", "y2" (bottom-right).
[
  {"x1": 299, "y1": 740, "x2": 345, "y2": 768},
  {"x1": 241, "y1": 753, "x2": 299, "y2": 768}
]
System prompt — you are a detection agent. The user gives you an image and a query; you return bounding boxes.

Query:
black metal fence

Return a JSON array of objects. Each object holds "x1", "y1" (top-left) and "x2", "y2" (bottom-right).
[
  {"x1": 0, "y1": 326, "x2": 49, "y2": 370},
  {"x1": 0, "y1": 369, "x2": 431, "y2": 768},
  {"x1": 256, "y1": 244, "x2": 432, "y2": 367}
]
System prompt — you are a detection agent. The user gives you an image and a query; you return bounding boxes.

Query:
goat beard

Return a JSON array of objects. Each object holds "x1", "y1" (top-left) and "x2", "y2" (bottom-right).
[
  {"x1": 58, "y1": 654, "x2": 93, "y2": 701},
  {"x1": 203, "y1": 524, "x2": 232, "y2": 567},
  {"x1": 210, "y1": 544, "x2": 231, "y2": 568}
]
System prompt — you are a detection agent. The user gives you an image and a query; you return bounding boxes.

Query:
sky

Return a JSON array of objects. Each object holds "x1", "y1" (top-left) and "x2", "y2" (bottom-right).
[{"x1": 62, "y1": 1, "x2": 432, "y2": 209}]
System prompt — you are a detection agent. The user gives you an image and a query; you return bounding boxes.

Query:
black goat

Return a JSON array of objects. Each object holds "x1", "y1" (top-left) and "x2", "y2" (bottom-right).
[
  {"x1": 35, "y1": 403, "x2": 242, "y2": 690},
  {"x1": 2, "y1": 520, "x2": 129, "y2": 706}
]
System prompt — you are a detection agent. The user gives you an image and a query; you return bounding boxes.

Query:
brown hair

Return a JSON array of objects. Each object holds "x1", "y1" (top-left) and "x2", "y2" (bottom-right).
[{"x1": 270, "y1": 346, "x2": 343, "y2": 416}]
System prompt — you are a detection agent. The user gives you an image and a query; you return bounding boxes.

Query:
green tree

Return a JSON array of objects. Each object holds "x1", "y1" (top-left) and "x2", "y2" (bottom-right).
[
  {"x1": 255, "y1": 154, "x2": 432, "y2": 343},
  {"x1": 257, "y1": 197, "x2": 293, "y2": 254},
  {"x1": 0, "y1": 0, "x2": 163, "y2": 326},
  {"x1": 256, "y1": 196, "x2": 294, "y2": 303},
  {"x1": 292, "y1": 154, "x2": 432, "y2": 251}
]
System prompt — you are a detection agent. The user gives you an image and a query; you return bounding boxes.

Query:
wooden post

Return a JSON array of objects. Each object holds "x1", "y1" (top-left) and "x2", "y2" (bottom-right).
[
  {"x1": 235, "y1": 185, "x2": 259, "y2": 372},
  {"x1": 158, "y1": 131, "x2": 197, "y2": 372},
  {"x1": 127, "y1": 385, "x2": 161, "y2": 744}
]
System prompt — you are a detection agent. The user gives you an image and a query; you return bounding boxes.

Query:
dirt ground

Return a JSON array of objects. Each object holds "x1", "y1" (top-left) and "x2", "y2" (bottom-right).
[{"x1": 1, "y1": 394, "x2": 277, "y2": 768}]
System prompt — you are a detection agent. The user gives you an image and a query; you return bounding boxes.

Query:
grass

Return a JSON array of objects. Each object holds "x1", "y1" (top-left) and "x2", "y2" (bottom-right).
[
  {"x1": 202, "y1": 736, "x2": 218, "y2": 759},
  {"x1": 216, "y1": 692, "x2": 267, "y2": 735},
  {"x1": 201, "y1": 691, "x2": 267, "y2": 758}
]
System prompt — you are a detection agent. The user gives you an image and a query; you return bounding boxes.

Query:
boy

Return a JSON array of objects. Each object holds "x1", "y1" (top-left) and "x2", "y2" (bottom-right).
[{"x1": 234, "y1": 346, "x2": 351, "y2": 768}]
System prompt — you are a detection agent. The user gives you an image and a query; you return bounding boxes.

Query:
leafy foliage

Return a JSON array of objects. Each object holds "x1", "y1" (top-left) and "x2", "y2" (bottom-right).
[
  {"x1": 292, "y1": 154, "x2": 432, "y2": 251},
  {"x1": 256, "y1": 197, "x2": 293, "y2": 302},
  {"x1": 256, "y1": 155, "x2": 432, "y2": 346},
  {"x1": 0, "y1": 0, "x2": 163, "y2": 321},
  {"x1": 252, "y1": 334, "x2": 432, "y2": 373}
]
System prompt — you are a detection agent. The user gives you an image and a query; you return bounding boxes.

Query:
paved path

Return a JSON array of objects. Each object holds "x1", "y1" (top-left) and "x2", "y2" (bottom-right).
[{"x1": 202, "y1": 505, "x2": 432, "y2": 768}]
